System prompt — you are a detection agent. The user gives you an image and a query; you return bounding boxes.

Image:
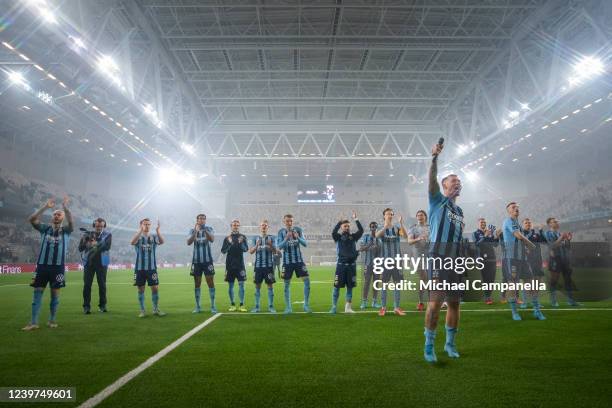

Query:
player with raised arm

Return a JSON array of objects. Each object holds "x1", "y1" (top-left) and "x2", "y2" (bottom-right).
[
  {"x1": 187, "y1": 214, "x2": 216, "y2": 314},
  {"x1": 423, "y1": 140, "x2": 464, "y2": 362},
  {"x1": 545, "y1": 217, "x2": 579, "y2": 307},
  {"x1": 502, "y1": 203, "x2": 544, "y2": 321},
  {"x1": 22, "y1": 197, "x2": 74, "y2": 331},
  {"x1": 221, "y1": 219, "x2": 249, "y2": 312},
  {"x1": 249, "y1": 219, "x2": 277, "y2": 313},
  {"x1": 277, "y1": 214, "x2": 311, "y2": 314},
  {"x1": 131, "y1": 218, "x2": 166, "y2": 318},
  {"x1": 358, "y1": 221, "x2": 381, "y2": 310},
  {"x1": 330, "y1": 210, "x2": 364, "y2": 314},
  {"x1": 375, "y1": 208, "x2": 407, "y2": 316},
  {"x1": 472, "y1": 218, "x2": 499, "y2": 305},
  {"x1": 408, "y1": 210, "x2": 430, "y2": 311}
]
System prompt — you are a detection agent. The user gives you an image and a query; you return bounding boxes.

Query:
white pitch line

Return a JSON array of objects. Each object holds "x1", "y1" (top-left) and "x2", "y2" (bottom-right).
[
  {"x1": 220, "y1": 307, "x2": 612, "y2": 315},
  {"x1": 78, "y1": 312, "x2": 222, "y2": 408}
]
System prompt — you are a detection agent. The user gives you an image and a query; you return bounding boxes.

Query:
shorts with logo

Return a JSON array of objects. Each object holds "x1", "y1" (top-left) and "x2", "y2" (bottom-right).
[
  {"x1": 281, "y1": 262, "x2": 309, "y2": 280},
  {"x1": 426, "y1": 256, "x2": 464, "y2": 300},
  {"x1": 191, "y1": 262, "x2": 215, "y2": 277},
  {"x1": 134, "y1": 269, "x2": 159, "y2": 286},
  {"x1": 502, "y1": 259, "x2": 531, "y2": 283},
  {"x1": 225, "y1": 268, "x2": 247, "y2": 282},
  {"x1": 30, "y1": 264, "x2": 65, "y2": 289},
  {"x1": 254, "y1": 267, "x2": 276, "y2": 285},
  {"x1": 334, "y1": 263, "x2": 357, "y2": 288}
]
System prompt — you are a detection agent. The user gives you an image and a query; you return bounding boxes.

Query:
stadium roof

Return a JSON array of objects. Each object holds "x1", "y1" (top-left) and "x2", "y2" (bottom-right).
[{"x1": 0, "y1": 0, "x2": 610, "y2": 182}]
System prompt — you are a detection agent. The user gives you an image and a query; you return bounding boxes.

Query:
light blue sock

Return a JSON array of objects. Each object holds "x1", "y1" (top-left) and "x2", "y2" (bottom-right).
[
  {"x1": 346, "y1": 287, "x2": 353, "y2": 303},
  {"x1": 332, "y1": 287, "x2": 340, "y2": 307},
  {"x1": 49, "y1": 294, "x2": 59, "y2": 322},
  {"x1": 255, "y1": 286, "x2": 261, "y2": 309},
  {"x1": 393, "y1": 289, "x2": 401, "y2": 309},
  {"x1": 424, "y1": 328, "x2": 436, "y2": 346},
  {"x1": 228, "y1": 281, "x2": 235, "y2": 305},
  {"x1": 381, "y1": 289, "x2": 387, "y2": 308},
  {"x1": 209, "y1": 287, "x2": 216, "y2": 308},
  {"x1": 284, "y1": 280, "x2": 291, "y2": 308},
  {"x1": 238, "y1": 281, "x2": 245, "y2": 305},
  {"x1": 138, "y1": 291, "x2": 145, "y2": 311},
  {"x1": 31, "y1": 290, "x2": 43, "y2": 325},
  {"x1": 532, "y1": 293, "x2": 540, "y2": 310},
  {"x1": 520, "y1": 289, "x2": 527, "y2": 304},
  {"x1": 445, "y1": 325, "x2": 458, "y2": 346},
  {"x1": 303, "y1": 277, "x2": 311, "y2": 307},
  {"x1": 510, "y1": 299, "x2": 518, "y2": 313},
  {"x1": 195, "y1": 287, "x2": 201, "y2": 308},
  {"x1": 267, "y1": 287, "x2": 274, "y2": 308},
  {"x1": 152, "y1": 293, "x2": 159, "y2": 309}
]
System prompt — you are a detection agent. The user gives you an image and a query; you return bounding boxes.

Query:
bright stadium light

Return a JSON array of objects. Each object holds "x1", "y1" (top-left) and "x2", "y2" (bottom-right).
[
  {"x1": 520, "y1": 103, "x2": 530, "y2": 111},
  {"x1": 508, "y1": 111, "x2": 520, "y2": 119},
  {"x1": 97, "y1": 55, "x2": 119, "y2": 73},
  {"x1": 8, "y1": 71, "x2": 26, "y2": 86},
  {"x1": 457, "y1": 144, "x2": 467, "y2": 154},
  {"x1": 465, "y1": 171, "x2": 479, "y2": 182},
  {"x1": 181, "y1": 142, "x2": 196, "y2": 156},
  {"x1": 38, "y1": 7, "x2": 58, "y2": 24},
  {"x1": 568, "y1": 56, "x2": 605, "y2": 86}
]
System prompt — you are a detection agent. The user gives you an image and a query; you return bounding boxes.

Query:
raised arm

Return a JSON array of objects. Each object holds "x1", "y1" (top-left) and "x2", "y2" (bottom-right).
[
  {"x1": 397, "y1": 215, "x2": 407, "y2": 238},
  {"x1": 62, "y1": 196, "x2": 74, "y2": 233},
  {"x1": 353, "y1": 219, "x2": 364, "y2": 240},
  {"x1": 29, "y1": 198, "x2": 53, "y2": 229},
  {"x1": 156, "y1": 220, "x2": 165, "y2": 245},
  {"x1": 297, "y1": 229, "x2": 308, "y2": 247},
  {"x1": 130, "y1": 226, "x2": 143, "y2": 245},
  {"x1": 332, "y1": 222, "x2": 342, "y2": 242},
  {"x1": 429, "y1": 144, "x2": 442, "y2": 196},
  {"x1": 187, "y1": 225, "x2": 198, "y2": 245},
  {"x1": 277, "y1": 230, "x2": 289, "y2": 249},
  {"x1": 221, "y1": 236, "x2": 232, "y2": 254},
  {"x1": 204, "y1": 227, "x2": 214, "y2": 243}
]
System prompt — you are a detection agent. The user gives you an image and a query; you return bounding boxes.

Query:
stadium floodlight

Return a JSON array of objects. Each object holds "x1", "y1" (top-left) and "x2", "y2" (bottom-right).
[
  {"x1": 457, "y1": 144, "x2": 467, "y2": 154},
  {"x1": 568, "y1": 56, "x2": 604, "y2": 86},
  {"x1": 8, "y1": 71, "x2": 27, "y2": 86},
  {"x1": 70, "y1": 36, "x2": 86, "y2": 49},
  {"x1": 97, "y1": 55, "x2": 119, "y2": 73},
  {"x1": 181, "y1": 142, "x2": 196, "y2": 156},
  {"x1": 508, "y1": 111, "x2": 520, "y2": 119},
  {"x1": 465, "y1": 171, "x2": 479, "y2": 182},
  {"x1": 38, "y1": 7, "x2": 57, "y2": 24},
  {"x1": 520, "y1": 103, "x2": 530, "y2": 111}
]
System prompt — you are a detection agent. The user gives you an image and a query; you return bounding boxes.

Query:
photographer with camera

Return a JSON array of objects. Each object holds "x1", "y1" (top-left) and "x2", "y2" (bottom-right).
[{"x1": 79, "y1": 218, "x2": 112, "y2": 314}]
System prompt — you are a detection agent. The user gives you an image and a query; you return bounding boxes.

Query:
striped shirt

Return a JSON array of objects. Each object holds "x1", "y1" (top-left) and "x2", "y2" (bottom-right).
[
  {"x1": 134, "y1": 234, "x2": 160, "y2": 271},
  {"x1": 34, "y1": 223, "x2": 72, "y2": 266},
  {"x1": 277, "y1": 227, "x2": 307, "y2": 265},
  {"x1": 380, "y1": 224, "x2": 402, "y2": 258},
  {"x1": 409, "y1": 224, "x2": 430, "y2": 256},
  {"x1": 428, "y1": 191, "x2": 464, "y2": 256},
  {"x1": 359, "y1": 234, "x2": 381, "y2": 266},
  {"x1": 502, "y1": 217, "x2": 525, "y2": 261},
  {"x1": 525, "y1": 229, "x2": 546, "y2": 267},
  {"x1": 189, "y1": 226, "x2": 214, "y2": 264},
  {"x1": 252, "y1": 234, "x2": 276, "y2": 268},
  {"x1": 545, "y1": 230, "x2": 570, "y2": 260}
]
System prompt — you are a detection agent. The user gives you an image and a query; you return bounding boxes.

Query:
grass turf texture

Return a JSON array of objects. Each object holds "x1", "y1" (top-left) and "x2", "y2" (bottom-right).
[{"x1": 1, "y1": 266, "x2": 611, "y2": 407}]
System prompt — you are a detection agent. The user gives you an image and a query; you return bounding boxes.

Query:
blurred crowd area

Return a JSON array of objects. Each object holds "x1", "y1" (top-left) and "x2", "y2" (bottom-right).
[{"x1": 1, "y1": 167, "x2": 611, "y2": 264}]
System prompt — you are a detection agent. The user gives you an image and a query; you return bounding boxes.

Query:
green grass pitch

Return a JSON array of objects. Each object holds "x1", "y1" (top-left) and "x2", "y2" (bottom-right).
[{"x1": 1, "y1": 266, "x2": 611, "y2": 407}]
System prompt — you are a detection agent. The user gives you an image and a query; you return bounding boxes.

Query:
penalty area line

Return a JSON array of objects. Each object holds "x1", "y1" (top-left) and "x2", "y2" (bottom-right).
[{"x1": 78, "y1": 312, "x2": 222, "y2": 408}]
